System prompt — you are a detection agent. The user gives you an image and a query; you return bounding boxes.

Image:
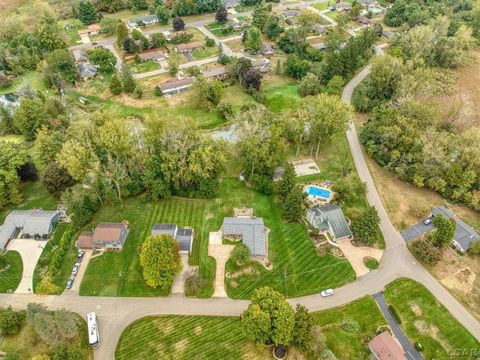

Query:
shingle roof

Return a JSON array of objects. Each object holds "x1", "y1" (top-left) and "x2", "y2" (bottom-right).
[
  {"x1": 22, "y1": 211, "x2": 61, "y2": 235},
  {"x1": 128, "y1": 15, "x2": 158, "y2": 25},
  {"x1": 368, "y1": 331, "x2": 406, "y2": 360},
  {"x1": 77, "y1": 231, "x2": 94, "y2": 249},
  {"x1": 158, "y1": 78, "x2": 193, "y2": 92},
  {"x1": 201, "y1": 67, "x2": 228, "y2": 78},
  {"x1": 151, "y1": 224, "x2": 193, "y2": 252},
  {"x1": 138, "y1": 49, "x2": 166, "y2": 60},
  {"x1": 78, "y1": 63, "x2": 97, "y2": 79},
  {"x1": 432, "y1": 206, "x2": 480, "y2": 251},
  {"x1": 307, "y1": 204, "x2": 351, "y2": 239},
  {"x1": 92, "y1": 223, "x2": 127, "y2": 242},
  {"x1": 222, "y1": 217, "x2": 266, "y2": 256}
]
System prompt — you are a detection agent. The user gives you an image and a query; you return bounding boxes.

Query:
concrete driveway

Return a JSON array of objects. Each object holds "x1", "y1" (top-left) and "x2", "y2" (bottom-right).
[
  {"x1": 171, "y1": 254, "x2": 197, "y2": 295},
  {"x1": 336, "y1": 239, "x2": 383, "y2": 277},
  {"x1": 7, "y1": 238, "x2": 46, "y2": 294},
  {"x1": 67, "y1": 250, "x2": 93, "y2": 295},
  {"x1": 208, "y1": 231, "x2": 233, "y2": 298},
  {"x1": 401, "y1": 221, "x2": 433, "y2": 242}
]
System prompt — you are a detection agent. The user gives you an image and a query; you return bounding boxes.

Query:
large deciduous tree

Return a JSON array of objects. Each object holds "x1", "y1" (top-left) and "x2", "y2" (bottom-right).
[
  {"x1": 244, "y1": 27, "x2": 262, "y2": 53},
  {"x1": 78, "y1": 1, "x2": 99, "y2": 24},
  {"x1": 13, "y1": 98, "x2": 48, "y2": 141},
  {"x1": 242, "y1": 287, "x2": 295, "y2": 346},
  {"x1": 42, "y1": 162, "x2": 75, "y2": 195},
  {"x1": 140, "y1": 234, "x2": 182, "y2": 289},
  {"x1": 88, "y1": 47, "x2": 117, "y2": 73},
  {"x1": 432, "y1": 215, "x2": 456, "y2": 248}
]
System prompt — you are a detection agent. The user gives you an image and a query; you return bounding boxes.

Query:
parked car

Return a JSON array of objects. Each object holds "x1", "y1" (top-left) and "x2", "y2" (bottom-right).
[
  {"x1": 72, "y1": 264, "x2": 80, "y2": 276},
  {"x1": 423, "y1": 217, "x2": 433, "y2": 225},
  {"x1": 77, "y1": 251, "x2": 85, "y2": 260},
  {"x1": 66, "y1": 277, "x2": 74, "y2": 289},
  {"x1": 321, "y1": 289, "x2": 334, "y2": 297}
]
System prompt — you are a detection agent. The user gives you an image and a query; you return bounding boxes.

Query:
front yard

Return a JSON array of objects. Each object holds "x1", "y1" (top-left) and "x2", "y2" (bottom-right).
[
  {"x1": 384, "y1": 278, "x2": 480, "y2": 359},
  {"x1": 0, "y1": 251, "x2": 23, "y2": 293}
]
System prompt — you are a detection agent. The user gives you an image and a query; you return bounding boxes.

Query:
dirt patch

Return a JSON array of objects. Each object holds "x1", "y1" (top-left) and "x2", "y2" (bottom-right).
[
  {"x1": 175, "y1": 338, "x2": 188, "y2": 352},
  {"x1": 229, "y1": 280, "x2": 239, "y2": 288},
  {"x1": 228, "y1": 266, "x2": 259, "y2": 278},
  {"x1": 408, "y1": 301, "x2": 423, "y2": 317},
  {"x1": 194, "y1": 325, "x2": 202, "y2": 336},
  {"x1": 154, "y1": 319, "x2": 174, "y2": 335}
]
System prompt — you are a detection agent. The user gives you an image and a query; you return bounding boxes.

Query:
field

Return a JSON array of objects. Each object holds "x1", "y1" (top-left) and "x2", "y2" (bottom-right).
[
  {"x1": 0, "y1": 71, "x2": 46, "y2": 95},
  {"x1": 0, "y1": 251, "x2": 23, "y2": 293},
  {"x1": 384, "y1": 278, "x2": 480, "y2": 359},
  {"x1": 313, "y1": 296, "x2": 387, "y2": 358},
  {"x1": 115, "y1": 296, "x2": 386, "y2": 359}
]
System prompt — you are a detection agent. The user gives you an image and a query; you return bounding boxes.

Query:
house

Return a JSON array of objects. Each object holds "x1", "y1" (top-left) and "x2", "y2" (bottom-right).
[
  {"x1": 252, "y1": 58, "x2": 270, "y2": 73},
  {"x1": 0, "y1": 210, "x2": 61, "y2": 250},
  {"x1": 335, "y1": 2, "x2": 353, "y2": 11},
  {"x1": 73, "y1": 49, "x2": 88, "y2": 64},
  {"x1": 283, "y1": 10, "x2": 300, "y2": 18},
  {"x1": 128, "y1": 15, "x2": 159, "y2": 27},
  {"x1": 78, "y1": 24, "x2": 101, "y2": 36},
  {"x1": 175, "y1": 42, "x2": 204, "y2": 53},
  {"x1": 77, "y1": 63, "x2": 98, "y2": 80},
  {"x1": 76, "y1": 222, "x2": 129, "y2": 250},
  {"x1": 151, "y1": 224, "x2": 194, "y2": 254},
  {"x1": 357, "y1": 15, "x2": 372, "y2": 26},
  {"x1": 306, "y1": 204, "x2": 352, "y2": 241},
  {"x1": 368, "y1": 331, "x2": 406, "y2": 360},
  {"x1": 312, "y1": 24, "x2": 326, "y2": 34},
  {"x1": 157, "y1": 77, "x2": 194, "y2": 95},
  {"x1": 201, "y1": 67, "x2": 230, "y2": 80},
  {"x1": 262, "y1": 44, "x2": 274, "y2": 57},
  {"x1": 222, "y1": 217, "x2": 267, "y2": 257},
  {"x1": 311, "y1": 42, "x2": 326, "y2": 50},
  {"x1": 138, "y1": 49, "x2": 168, "y2": 62},
  {"x1": 223, "y1": 0, "x2": 240, "y2": 9},
  {"x1": 431, "y1": 206, "x2": 480, "y2": 253}
]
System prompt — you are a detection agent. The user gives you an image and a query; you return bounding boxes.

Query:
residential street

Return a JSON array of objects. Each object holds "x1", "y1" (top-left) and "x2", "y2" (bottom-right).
[{"x1": 1, "y1": 53, "x2": 480, "y2": 360}]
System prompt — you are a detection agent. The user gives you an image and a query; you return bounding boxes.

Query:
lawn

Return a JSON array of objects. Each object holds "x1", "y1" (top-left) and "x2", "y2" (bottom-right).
[
  {"x1": 0, "y1": 251, "x2": 23, "y2": 293},
  {"x1": 191, "y1": 46, "x2": 219, "y2": 60},
  {"x1": 0, "y1": 312, "x2": 93, "y2": 360},
  {"x1": 129, "y1": 60, "x2": 161, "y2": 74},
  {"x1": 313, "y1": 296, "x2": 387, "y2": 358},
  {"x1": 59, "y1": 19, "x2": 86, "y2": 46},
  {"x1": 205, "y1": 22, "x2": 244, "y2": 38},
  {"x1": 0, "y1": 71, "x2": 46, "y2": 95},
  {"x1": 262, "y1": 77, "x2": 300, "y2": 112},
  {"x1": 384, "y1": 278, "x2": 480, "y2": 359}
]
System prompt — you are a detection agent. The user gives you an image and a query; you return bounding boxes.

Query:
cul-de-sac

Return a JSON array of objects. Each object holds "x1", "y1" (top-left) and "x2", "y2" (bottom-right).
[{"x1": 0, "y1": 0, "x2": 480, "y2": 358}]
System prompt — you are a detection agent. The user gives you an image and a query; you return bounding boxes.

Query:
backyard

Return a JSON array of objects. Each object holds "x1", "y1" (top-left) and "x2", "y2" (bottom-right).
[{"x1": 384, "y1": 278, "x2": 480, "y2": 359}]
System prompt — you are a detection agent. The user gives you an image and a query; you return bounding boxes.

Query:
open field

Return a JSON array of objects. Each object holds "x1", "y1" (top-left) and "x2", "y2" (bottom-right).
[
  {"x1": 313, "y1": 296, "x2": 387, "y2": 358},
  {"x1": 262, "y1": 76, "x2": 300, "y2": 112},
  {"x1": 0, "y1": 71, "x2": 46, "y2": 95},
  {"x1": 0, "y1": 251, "x2": 23, "y2": 293},
  {"x1": 384, "y1": 278, "x2": 480, "y2": 359}
]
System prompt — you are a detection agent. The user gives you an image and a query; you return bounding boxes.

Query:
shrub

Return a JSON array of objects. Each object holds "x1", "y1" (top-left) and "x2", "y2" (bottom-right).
[
  {"x1": 231, "y1": 243, "x2": 250, "y2": 265},
  {"x1": 205, "y1": 37, "x2": 216, "y2": 47},
  {"x1": 217, "y1": 101, "x2": 233, "y2": 120},
  {"x1": 388, "y1": 305, "x2": 402, "y2": 324},
  {"x1": 469, "y1": 240, "x2": 480, "y2": 255},
  {"x1": 0, "y1": 307, "x2": 22, "y2": 335},
  {"x1": 414, "y1": 342, "x2": 423, "y2": 352},
  {"x1": 363, "y1": 257, "x2": 379, "y2": 270},
  {"x1": 409, "y1": 239, "x2": 442, "y2": 265}
]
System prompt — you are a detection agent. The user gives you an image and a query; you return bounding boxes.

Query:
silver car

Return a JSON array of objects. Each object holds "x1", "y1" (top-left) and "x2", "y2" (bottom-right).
[{"x1": 321, "y1": 289, "x2": 334, "y2": 297}]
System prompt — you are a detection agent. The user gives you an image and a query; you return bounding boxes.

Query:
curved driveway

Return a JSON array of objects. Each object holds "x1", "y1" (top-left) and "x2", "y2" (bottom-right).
[{"x1": 1, "y1": 64, "x2": 479, "y2": 360}]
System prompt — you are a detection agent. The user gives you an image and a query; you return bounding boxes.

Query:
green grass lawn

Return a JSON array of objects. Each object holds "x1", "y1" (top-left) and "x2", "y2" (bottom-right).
[
  {"x1": 191, "y1": 46, "x2": 219, "y2": 60},
  {"x1": 0, "y1": 251, "x2": 23, "y2": 293},
  {"x1": 384, "y1": 278, "x2": 480, "y2": 359},
  {"x1": 262, "y1": 78, "x2": 300, "y2": 112},
  {"x1": 129, "y1": 60, "x2": 161, "y2": 74},
  {"x1": 59, "y1": 19, "x2": 87, "y2": 46},
  {"x1": 0, "y1": 71, "x2": 46, "y2": 95},
  {"x1": 313, "y1": 296, "x2": 387, "y2": 358}
]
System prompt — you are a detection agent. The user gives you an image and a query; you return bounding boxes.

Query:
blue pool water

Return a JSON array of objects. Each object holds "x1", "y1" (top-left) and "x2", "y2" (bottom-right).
[{"x1": 306, "y1": 186, "x2": 331, "y2": 199}]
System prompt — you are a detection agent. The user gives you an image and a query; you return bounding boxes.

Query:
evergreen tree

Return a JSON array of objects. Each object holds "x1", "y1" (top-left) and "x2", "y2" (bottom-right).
[
  {"x1": 173, "y1": 17, "x2": 185, "y2": 31},
  {"x1": 292, "y1": 305, "x2": 314, "y2": 351},
  {"x1": 245, "y1": 27, "x2": 262, "y2": 53},
  {"x1": 109, "y1": 73, "x2": 123, "y2": 95},
  {"x1": 116, "y1": 23, "x2": 129, "y2": 47},
  {"x1": 156, "y1": 5, "x2": 170, "y2": 24},
  {"x1": 216, "y1": 6, "x2": 228, "y2": 23},
  {"x1": 264, "y1": 15, "x2": 283, "y2": 40},
  {"x1": 282, "y1": 185, "x2": 305, "y2": 223},
  {"x1": 78, "y1": 1, "x2": 99, "y2": 25},
  {"x1": 277, "y1": 163, "x2": 295, "y2": 200},
  {"x1": 120, "y1": 64, "x2": 136, "y2": 93},
  {"x1": 252, "y1": 3, "x2": 269, "y2": 30}
]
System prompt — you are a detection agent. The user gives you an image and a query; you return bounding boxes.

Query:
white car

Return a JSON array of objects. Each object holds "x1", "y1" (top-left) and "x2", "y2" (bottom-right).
[
  {"x1": 72, "y1": 264, "x2": 80, "y2": 276},
  {"x1": 423, "y1": 217, "x2": 433, "y2": 225},
  {"x1": 321, "y1": 289, "x2": 334, "y2": 297}
]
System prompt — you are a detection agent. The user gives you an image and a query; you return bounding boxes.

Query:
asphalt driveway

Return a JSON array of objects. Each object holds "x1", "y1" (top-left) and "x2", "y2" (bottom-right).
[{"x1": 400, "y1": 221, "x2": 433, "y2": 242}]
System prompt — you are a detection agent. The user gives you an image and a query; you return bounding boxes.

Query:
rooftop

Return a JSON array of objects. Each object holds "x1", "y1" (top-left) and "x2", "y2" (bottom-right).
[
  {"x1": 368, "y1": 331, "x2": 406, "y2": 360},
  {"x1": 222, "y1": 217, "x2": 266, "y2": 256},
  {"x1": 307, "y1": 204, "x2": 352, "y2": 239},
  {"x1": 92, "y1": 222, "x2": 128, "y2": 242},
  {"x1": 151, "y1": 224, "x2": 193, "y2": 252}
]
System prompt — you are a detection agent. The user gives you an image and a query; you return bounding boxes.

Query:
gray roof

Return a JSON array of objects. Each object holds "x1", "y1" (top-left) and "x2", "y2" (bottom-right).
[
  {"x1": 201, "y1": 67, "x2": 228, "y2": 78},
  {"x1": 78, "y1": 63, "x2": 97, "y2": 79},
  {"x1": 73, "y1": 49, "x2": 88, "y2": 63},
  {"x1": 222, "y1": 217, "x2": 266, "y2": 256},
  {"x1": 283, "y1": 10, "x2": 300, "y2": 17},
  {"x1": 273, "y1": 166, "x2": 285, "y2": 181},
  {"x1": 128, "y1": 14, "x2": 158, "y2": 26},
  {"x1": 0, "y1": 210, "x2": 61, "y2": 249},
  {"x1": 312, "y1": 24, "x2": 326, "y2": 34},
  {"x1": 223, "y1": 0, "x2": 240, "y2": 8},
  {"x1": 432, "y1": 206, "x2": 480, "y2": 251},
  {"x1": 151, "y1": 224, "x2": 193, "y2": 253},
  {"x1": 307, "y1": 204, "x2": 351, "y2": 240}
]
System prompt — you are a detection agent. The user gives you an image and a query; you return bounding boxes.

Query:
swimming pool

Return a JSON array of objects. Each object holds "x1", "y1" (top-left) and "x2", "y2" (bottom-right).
[{"x1": 306, "y1": 186, "x2": 332, "y2": 200}]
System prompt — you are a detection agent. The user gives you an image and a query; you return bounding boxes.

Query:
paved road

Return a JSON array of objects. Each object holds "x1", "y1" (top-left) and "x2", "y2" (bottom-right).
[
  {"x1": 373, "y1": 292, "x2": 424, "y2": 360},
  {"x1": 2, "y1": 46, "x2": 480, "y2": 360},
  {"x1": 132, "y1": 56, "x2": 218, "y2": 79}
]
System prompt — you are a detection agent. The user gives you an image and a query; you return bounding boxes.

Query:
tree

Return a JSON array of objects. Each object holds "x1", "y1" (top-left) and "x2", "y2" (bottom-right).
[
  {"x1": 190, "y1": 78, "x2": 224, "y2": 110},
  {"x1": 156, "y1": 5, "x2": 170, "y2": 24},
  {"x1": 277, "y1": 163, "x2": 295, "y2": 200},
  {"x1": 78, "y1": 1, "x2": 99, "y2": 24},
  {"x1": 299, "y1": 72, "x2": 322, "y2": 97},
  {"x1": 243, "y1": 68, "x2": 261, "y2": 91},
  {"x1": 231, "y1": 243, "x2": 250, "y2": 265},
  {"x1": 36, "y1": 23, "x2": 67, "y2": 53},
  {"x1": 168, "y1": 52, "x2": 180, "y2": 75},
  {"x1": 325, "y1": 75, "x2": 345, "y2": 96},
  {"x1": 110, "y1": 73, "x2": 123, "y2": 95},
  {"x1": 469, "y1": 240, "x2": 480, "y2": 255},
  {"x1": 298, "y1": 93, "x2": 351, "y2": 157},
  {"x1": 285, "y1": 54, "x2": 310, "y2": 79},
  {"x1": 13, "y1": 98, "x2": 48, "y2": 141},
  {"x1": 242, "y1": 287, "x2": 295, "y2": 346},
  {"x1": 49, "y1": 343, "x2": 84, "y2": 360},
  {"x1": 350, "y1": 206, "x2": 381, "y2": 246},
  {"x1": 151, "y1": 33, "x2": 167, "y2": 48},
  {"x1": 245, "y1": 27, "x2": 262, "y2": 53},
  {"x1": 139, "y1": 234, "x2": 183, "y2": 289},
  {"x1": 216, "y1": 6, "x2": 228, "y2": 23},
  {"x1": 88, "y1": 47, "x2": 116, "y2": 73},
  {"x1": 173, "y1": 17, "x2": 185, "y2": 31},
  {"x1": 42, "y1": 162, "x2": 75, "y2": 195},
  {"x1": 0, "y1": 307, "x2": 21, "y2": 335},
  {"x1": 252, "y1": 3, "x2": 269, "y2": 30},
  {"x1": 293, "y1": 304, "x2": 313, "y2": 351},
  {"x1": 116, "y1": 23, "x2": 129, "y2": 47},
  {"x1": 432, "y1": 215, "x2": 456, "y2": 248},
  {"x1": 120, "y1": 64, "x2": 136, "y2": 93},
  {"x1": 282, "y1": 185, "x2": 305, "y2": 222},
  {"x1": 297, "y1": 9, "x2": 321, "y2": 30},
  {"x1": 240, "y1": 0, "x2": 261, "y2": 6},
  {"x1": 16, "y1": 162, "x2": 37, "y2": 181},
  {"x1": 410, "y1": 240, "x2": 442, "y2": 265},
  {"x1": 264, "y1": 15, "x2": 283, "y2": 40},
  {"x1": 45, "y1": 49, "x2": 78, "y2": 84},
  {"x1": 100, "y1": 17, "x2": 121, "y2": 34}
]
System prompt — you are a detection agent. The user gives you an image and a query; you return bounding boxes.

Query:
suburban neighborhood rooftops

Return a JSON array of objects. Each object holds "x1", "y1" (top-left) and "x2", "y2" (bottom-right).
[
  {"x1": 22, "y1": 211, "x2": 62, "y2": 236},
  {"x1": 128, "y1": 14, "x2": 158, "y2": 26},
  {"x1": 222, "y1": 217, "x2": 266, "y2": 256},
  {"x1": 201, "y1": 66, "x2": 228, "y2": 78},
  {"x1": 151, "y1": 224, "x2": 193, "y2": 253},
  {"x1": 312, "y1": 42, "x2": 327, "y2": 50},
  {"x1": 158, "y1": 77, "x2": 194, "y2": 92},
  {"x1": 312, "y1": 24, "x2": 326, "y2": 34},
  {"x1": 432, "y1": 206, "x2": 480, "y2": 252},
  {"x1": 368, "y1": 331, "x2": 406, "y2": 360},
  {"x1": 138, "y1": 49, "x2": 167, "y2": 61},
  {"x1": 77, "y1": 63, "x2": 97, "y2": 79},
  {"x1": 336, "y1": 2, "x2": 353, "y2": 10},
  {"x1": 92, "y1": 223, "x2": 128, "y2": 242},
  {"x1": 73, "y1": 49, "x2": 88, "y2": 63},
  {"x1": 77, "y1": 231, "x2": 95, "y2": 249},
  {"x1": 307, "y1": 204, "x2": 352, "y2": 240}
]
